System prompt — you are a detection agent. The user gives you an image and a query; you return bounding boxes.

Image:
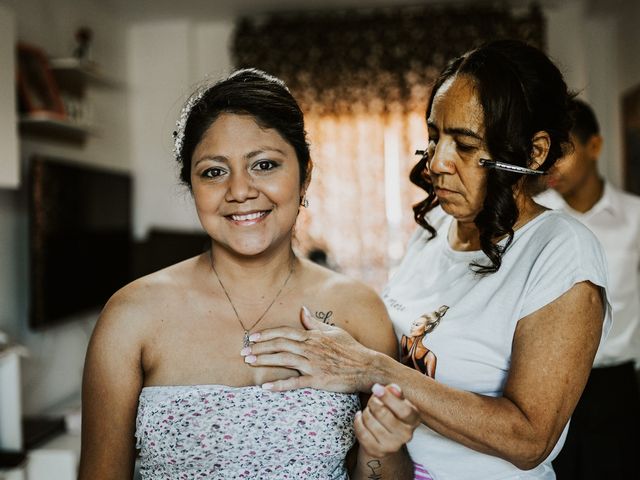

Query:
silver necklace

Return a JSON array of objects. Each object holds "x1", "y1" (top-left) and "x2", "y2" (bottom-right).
[{"x1": 210, "y1": 252, "x2": 295, "y2": 348}]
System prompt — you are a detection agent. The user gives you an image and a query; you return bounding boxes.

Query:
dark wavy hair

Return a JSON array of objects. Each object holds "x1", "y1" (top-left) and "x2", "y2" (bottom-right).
[
  {"x1": 410, "y1": 40, "x2": 573, "y2": 274},
  {"x1": 176, "y1": 68, "x2": 311, "y2": 189}
]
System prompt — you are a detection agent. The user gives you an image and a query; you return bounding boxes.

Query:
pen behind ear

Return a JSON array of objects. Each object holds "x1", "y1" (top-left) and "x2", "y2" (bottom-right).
[{"x1": 479, "y1": 158, "x2": 546, "y2": 176}]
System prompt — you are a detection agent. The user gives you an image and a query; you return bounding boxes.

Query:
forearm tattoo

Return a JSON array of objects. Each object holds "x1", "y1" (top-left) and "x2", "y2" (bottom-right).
[
  {"x1": 314, "y1": 310, "x2": 335, "y2": 326},
  {"x1": 366, "y1": 459, "x2": 383, "y2": 480}
]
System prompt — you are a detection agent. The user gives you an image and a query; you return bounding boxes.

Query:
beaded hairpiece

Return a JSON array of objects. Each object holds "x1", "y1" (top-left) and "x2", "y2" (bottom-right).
[{"x1": 172, "y1": 84, "x2": 210, "y2": 162}]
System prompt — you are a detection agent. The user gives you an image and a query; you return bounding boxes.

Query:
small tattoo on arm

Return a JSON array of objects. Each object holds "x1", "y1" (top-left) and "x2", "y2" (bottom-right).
[
  {"x1": 366, "y1": 459, "x2": 382, "y2": 480},
  {"x1": 314, "y1": 310, "x2": 335, "y2": 326}
]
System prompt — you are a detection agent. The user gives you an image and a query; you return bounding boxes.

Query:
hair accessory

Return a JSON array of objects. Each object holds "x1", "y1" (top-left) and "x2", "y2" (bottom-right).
[
  {"x1": 210, "y1": 251, "x2": 295, "y2": 349},
  {"x1": 173, "y1": 84, "x2": 210, "y2": 162},
  {"x1": 479, "y1": 158, "x2": 546, "y2": 176}
]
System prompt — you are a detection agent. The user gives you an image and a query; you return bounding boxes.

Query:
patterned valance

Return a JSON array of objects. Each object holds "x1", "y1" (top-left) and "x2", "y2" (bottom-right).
[{"x1": 232, "y1": 3, "x2": 545, "y2": 115}]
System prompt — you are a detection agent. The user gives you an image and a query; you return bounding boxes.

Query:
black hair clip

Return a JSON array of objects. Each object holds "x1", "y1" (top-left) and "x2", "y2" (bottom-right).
[{"x1": 479, "y1": 158, "x2": 546, "y2": 176}]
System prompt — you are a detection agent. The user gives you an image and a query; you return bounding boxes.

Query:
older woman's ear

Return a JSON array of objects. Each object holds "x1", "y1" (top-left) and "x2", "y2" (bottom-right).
[{"x1": 529, "y1": 131, "x2": 551, "y2": 170}]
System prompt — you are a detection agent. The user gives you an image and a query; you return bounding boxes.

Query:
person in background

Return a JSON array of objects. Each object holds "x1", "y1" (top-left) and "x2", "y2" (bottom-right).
[
  {"x1": 537, "y1": 98, "x2": 640, "y2": 479},
  {"x1": 78, "y1": 68, "x2": 418, "y2": 480},
  {"x1": 243, "y1": 40, "x2": 612, "y2": 479}
]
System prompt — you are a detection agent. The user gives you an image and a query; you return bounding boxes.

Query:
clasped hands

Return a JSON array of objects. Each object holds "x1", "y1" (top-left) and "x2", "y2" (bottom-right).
[{"x1": 240, "y1": 306, "x2": 421, "y2": 458}]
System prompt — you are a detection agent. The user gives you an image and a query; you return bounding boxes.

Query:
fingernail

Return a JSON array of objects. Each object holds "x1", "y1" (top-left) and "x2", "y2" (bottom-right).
[
  {"x1": 244, "y1": 355, "x2": 256, "y2": 364},
  {"x1": 240, "y1": 347, "x2": 251, "y2": 356},
  {"x1": 371, "y1": 383, "x2": 385, "y2": 397},
  {"x1": 302, "y1": 305, "x2": 312, "y2": 318},
  {"x1": 261, "y1": 382, "x2": 273, "y2": 390},
  {"x1": 248, "y1": 333, "x2": 261, "y2": 342},
  {"x1": 389, "y1": 383, "x2": 402, "y2": 394}
]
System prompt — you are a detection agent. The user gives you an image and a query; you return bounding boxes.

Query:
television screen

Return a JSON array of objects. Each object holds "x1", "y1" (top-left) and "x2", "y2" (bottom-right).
[{"x1": 29, "y1": 156, "x2": 132, "y2": 329}]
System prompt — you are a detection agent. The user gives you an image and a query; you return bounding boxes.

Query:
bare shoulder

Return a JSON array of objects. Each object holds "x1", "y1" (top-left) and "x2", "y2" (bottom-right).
[
  {"x1": 303, "y1": 259, "x2": 386, "y2": 312},
  {"x1": 94, "y1": 255, "x2": 203, "y2": 343},
  {"x1": 301, "y1": 259, "x2": 396, "y2": 356},
  {"x1": 78, "y1": 254, "x2": 210, "y2": 480}
]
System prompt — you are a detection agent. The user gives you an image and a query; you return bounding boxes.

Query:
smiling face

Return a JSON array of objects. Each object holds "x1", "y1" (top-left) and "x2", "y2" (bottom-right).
[
  {"x1": 426, "y1": 75, "x2": 489, "y2": 224},
  {"x1": 190, "y1": 113, "x2": 303, "y2": 257}
]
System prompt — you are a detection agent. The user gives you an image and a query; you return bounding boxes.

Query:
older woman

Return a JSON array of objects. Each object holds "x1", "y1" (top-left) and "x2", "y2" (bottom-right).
[
  {"x1": 244, "y1": 40, "x2": 611, "y2": 479},
  {"x1": 79, "y1": 69, "x2": 419, "y2": 480}
]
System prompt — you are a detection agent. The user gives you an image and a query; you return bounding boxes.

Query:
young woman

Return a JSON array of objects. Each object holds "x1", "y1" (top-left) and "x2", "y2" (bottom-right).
[{"x1": 79, "y1": 69, "x2": 418, "y2": 479}]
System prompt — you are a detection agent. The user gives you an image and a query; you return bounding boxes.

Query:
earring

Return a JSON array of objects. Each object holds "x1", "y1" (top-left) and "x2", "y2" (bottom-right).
[{"x1": 301, "y1": 196, "x2": 309, "y2": 208}]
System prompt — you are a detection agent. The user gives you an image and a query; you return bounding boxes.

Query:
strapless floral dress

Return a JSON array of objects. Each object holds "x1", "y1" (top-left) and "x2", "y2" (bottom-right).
[{"x1": 135, "y1": 384, "x2": 360, "y2": 479}]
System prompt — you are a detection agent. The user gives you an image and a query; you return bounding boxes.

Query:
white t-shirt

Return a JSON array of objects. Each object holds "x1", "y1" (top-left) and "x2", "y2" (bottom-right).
[
  {"x1": 537, "y1": 184, "x2": 640, "y2": 367},
  {"x1": 383, "y1": 207, "x2": 611, "y2": 480}
]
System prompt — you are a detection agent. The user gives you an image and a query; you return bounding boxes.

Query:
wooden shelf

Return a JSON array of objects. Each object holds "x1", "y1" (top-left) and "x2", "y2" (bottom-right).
[
  {"x1": 19, "y1": 114, "x2": 91, "y2": 142},
  {"x1": 49, "y1": 58, "x2": 119, "y2": 95},
  {"x1": 17, "y1": 57, "x2": 118, "y2": 145}
]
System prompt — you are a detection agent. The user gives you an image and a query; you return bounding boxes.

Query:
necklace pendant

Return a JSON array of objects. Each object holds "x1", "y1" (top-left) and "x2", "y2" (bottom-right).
[{"x1": 243, "y1": 331, "x2": 251, "y2": 349}]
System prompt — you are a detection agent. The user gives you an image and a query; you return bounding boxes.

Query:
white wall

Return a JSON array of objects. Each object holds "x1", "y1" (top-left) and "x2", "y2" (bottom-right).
[
  {"x1": 128, "y1": 19, "x2": 233, "y2": 239},
  {"x1": 547, "y1": 1, "x2": 589, "y2": 96},
  {"x1": 0, "y1": 4, "x2": 19, "y2": 188},
  {"x1": 618, "y1": 0, "x2": 640, "y2": 94},
  {"x1": 585, "y1": 13, "x2": 622, "y2": 186},
  {"x1": 0, "y1": 0, "x2": 130, "y2": 415},
  {"x1": 546, "y1": 0, "x2": 622, "y2": 186}
]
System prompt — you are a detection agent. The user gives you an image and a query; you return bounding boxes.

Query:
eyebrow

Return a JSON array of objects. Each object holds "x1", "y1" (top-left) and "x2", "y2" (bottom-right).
[
  {"x1": 427, "y1": 122, "x2": 484, "y2": 141},
  {"x1": 246, "y1": 147, "x2": 287, "y2": 158},
  {"x1": 193, "y1": 147, "x2": 288, "y2": 166}
]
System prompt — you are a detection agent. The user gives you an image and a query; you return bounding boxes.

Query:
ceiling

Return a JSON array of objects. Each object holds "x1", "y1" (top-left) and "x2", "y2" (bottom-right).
[{"x1": 105, "y1": 0, "x2": 548, "y2": 22}]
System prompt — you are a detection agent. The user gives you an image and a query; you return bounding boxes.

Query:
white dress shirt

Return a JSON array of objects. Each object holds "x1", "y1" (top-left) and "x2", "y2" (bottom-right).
[{"x1": 537, "y1": 182, "x2": 640, "y2": 367}]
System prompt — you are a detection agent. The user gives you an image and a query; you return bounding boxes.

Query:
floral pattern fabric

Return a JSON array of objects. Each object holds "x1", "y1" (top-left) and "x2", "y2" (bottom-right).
[{"x1": 135, "y1": 385, "x2": 360, "y2": 479}]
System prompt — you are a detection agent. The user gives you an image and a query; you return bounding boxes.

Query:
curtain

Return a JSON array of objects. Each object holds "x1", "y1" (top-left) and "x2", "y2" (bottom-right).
[{"x1": 232, "y1": 3, "x2": 545, "y2": 289}]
